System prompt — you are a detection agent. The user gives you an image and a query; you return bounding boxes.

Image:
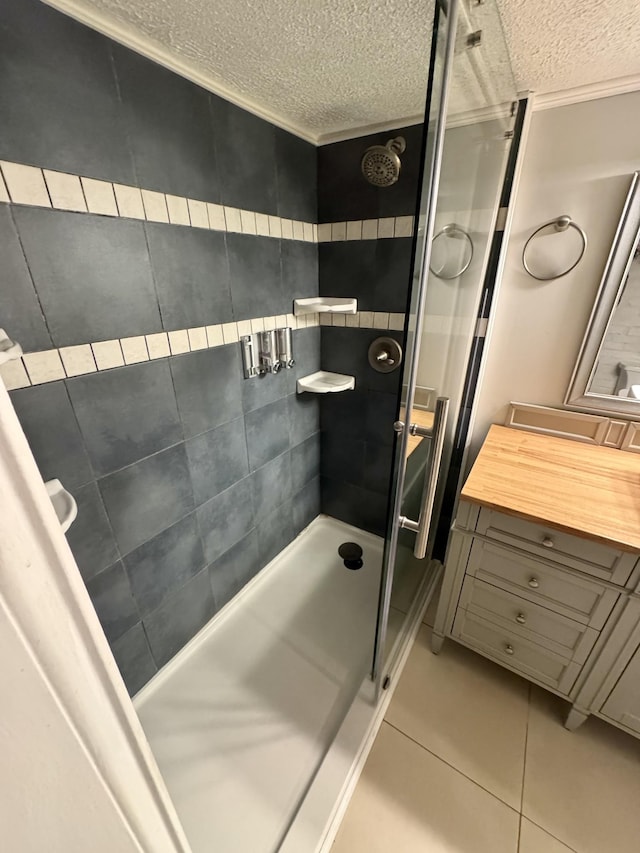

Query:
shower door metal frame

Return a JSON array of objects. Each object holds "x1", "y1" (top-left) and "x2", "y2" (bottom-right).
[{"x1": 372, "y1": 0, "x2": 460, "y2": 689}]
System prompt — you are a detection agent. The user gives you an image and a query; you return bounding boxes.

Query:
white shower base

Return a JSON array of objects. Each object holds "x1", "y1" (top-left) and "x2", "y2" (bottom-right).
[{"x1": 134, "y1": 515, "x2": 384, "y2": 853}]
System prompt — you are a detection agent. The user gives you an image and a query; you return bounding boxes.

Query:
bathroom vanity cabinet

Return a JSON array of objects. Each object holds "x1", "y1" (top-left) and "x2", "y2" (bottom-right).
[
  {"x1": 600, "y1": 636, "x2": 640, "y2": 734},
  {"x1": 433, "y1": 424, "x2": 640, "y2": 737}
]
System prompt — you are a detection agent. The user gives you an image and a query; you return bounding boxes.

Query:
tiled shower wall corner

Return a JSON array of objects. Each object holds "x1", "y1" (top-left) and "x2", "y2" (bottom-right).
[
  {"x1": 0, "y1": 0, "x2": 320, "y2": 694},
  {"x1": 317, "y1": 129, "x2": 422, "y2": 535}
]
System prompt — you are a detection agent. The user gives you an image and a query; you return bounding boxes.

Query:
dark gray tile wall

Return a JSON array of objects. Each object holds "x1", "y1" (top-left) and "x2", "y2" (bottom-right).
[
  {"x1": 2, "y1": 0, "x2": 421, "y2": 695},
  {"x1": 0, "y1": 0, "x2": 317, "y2": 221},
  {"x1": 2, "y1": 0, "x2": 320, "y2": 696},
  {"x1": 317, "y1": 125, "x2": 421, "y2": 535},
  {"x1": 319, "y1": 330, "x2": 402, "y2": 536},
  {"x1": 145, "y1": 225, "x2": 233, "y2": 331},
  {"x1": 12, "y1": 337, "x2": 320, "y2": 696},
  {"x1": 318, "y1": 239, "x2": 413, "y2": 314},
  {"x1": 14, "y1": 209, "x2": 162, "y2": 348},
  {"x1": 0, "y1": 0, "x2": 135, "y2": 183},
  {"x1": 317, "y1": 124, "x2": 424, "y2": 222}
]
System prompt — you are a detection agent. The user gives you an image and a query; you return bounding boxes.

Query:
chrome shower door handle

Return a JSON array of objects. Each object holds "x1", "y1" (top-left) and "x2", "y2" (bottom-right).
[{"x1": 399, "y1": 396, "x2": 449, "y2": 559}]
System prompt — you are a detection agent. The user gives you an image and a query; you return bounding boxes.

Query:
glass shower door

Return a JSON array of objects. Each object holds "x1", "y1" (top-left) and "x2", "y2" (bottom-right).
[{"x1": 374, "y1": 0, "x2": 517, "y2": 683}]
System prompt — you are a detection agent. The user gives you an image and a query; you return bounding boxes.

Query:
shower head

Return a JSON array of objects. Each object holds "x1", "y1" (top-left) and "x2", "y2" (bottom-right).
[{"x1": 361, "y1": 136, "x2": 406, "y2": 187}]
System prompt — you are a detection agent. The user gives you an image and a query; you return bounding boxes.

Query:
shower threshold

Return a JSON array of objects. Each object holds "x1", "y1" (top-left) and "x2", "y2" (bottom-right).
[{"x1": 134, "y1": 515, "x2": 384, "y2": 853}]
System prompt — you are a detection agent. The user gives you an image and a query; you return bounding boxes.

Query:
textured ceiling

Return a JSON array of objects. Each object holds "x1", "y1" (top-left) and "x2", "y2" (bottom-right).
[
  {"x1": 495, "y1": 0, "x2": 640, "y2": 97},
  {"x1": 64, "y1": 0, "x2": 439, "y2": 139},
  {"x1": 49, "y1": 0, "x2": 640, "y2": 141}
]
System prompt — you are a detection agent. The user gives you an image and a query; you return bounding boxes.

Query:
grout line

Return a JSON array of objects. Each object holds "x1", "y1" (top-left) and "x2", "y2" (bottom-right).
[
  {"x1": 516, "y1": 684, "x2": 532, "y2": 852},
  {"x1": 517, "y1": 815, "x2": 523, "y2": 853},
  {"x1": 520, "y1": 683, "x2": 531, "y2": 814},
  {"x1": 0, "y1": 312, "x2": 405, "y2": 389},
  {"x1": 383, "y1": 720, "x2": 523, "y2": 816},
  {"x1": 521, "y1": 815, "x2": 580, "y2": 853}
]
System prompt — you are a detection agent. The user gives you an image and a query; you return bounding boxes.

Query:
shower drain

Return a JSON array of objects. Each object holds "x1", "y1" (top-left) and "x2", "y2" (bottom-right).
[{"x1": 338, "y1": 542, "x2": 363, "y2": 570}]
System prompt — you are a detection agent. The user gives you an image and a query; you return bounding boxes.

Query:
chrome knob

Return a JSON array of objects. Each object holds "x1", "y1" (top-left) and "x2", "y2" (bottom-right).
[
  {"x1": 368, "y1": 337, "x2": 402, "y2": 373},
  {"x1": 542, "y1": 536, "x2": 554, "y2": 548},
  {"x1": 516, "y1": 613, "x2": 527, "y2": 624},
  {"x1": 504, "y1": 644, "x2": 514, "y2": 655},
  {"x1": 528, "y1": 577, "x2": 540, "y2": 589}
]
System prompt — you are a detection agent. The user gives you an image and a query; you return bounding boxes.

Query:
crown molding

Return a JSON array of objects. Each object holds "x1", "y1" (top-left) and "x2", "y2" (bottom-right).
[
  {"x1": 43, "y1": 0, "x2": 319, "y2": 144},
  {"x1": 533, "y1": 74, "x2": 640, "y2": 112},
  {"x1": 445, "y1": 100, "x2": 516, "y2": 130},
  {"x1": 316, "y1": 114, "x2": 424, "y2": 146},
  {"x1": 316, "y1": 97, "x2": 524, "y2": 145}
]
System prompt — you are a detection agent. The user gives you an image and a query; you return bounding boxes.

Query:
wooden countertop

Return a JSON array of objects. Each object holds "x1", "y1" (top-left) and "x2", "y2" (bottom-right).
[
  {"x1": 401, "y1": 408, "x2": 435, "y2": 458},
  {"x1": 462, "y1": 425, "x2": 640, "y2": 552}
]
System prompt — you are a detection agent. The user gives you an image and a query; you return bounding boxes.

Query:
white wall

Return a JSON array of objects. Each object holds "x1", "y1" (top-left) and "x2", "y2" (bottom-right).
[{"x1": 470, "y1": 90, "x2": 640, "y2": 457}]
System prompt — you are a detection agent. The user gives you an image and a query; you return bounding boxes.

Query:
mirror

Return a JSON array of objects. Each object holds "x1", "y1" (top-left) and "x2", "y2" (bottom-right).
[{"x1": 566, "y1": 171, "x2": 640, "y2": 416}]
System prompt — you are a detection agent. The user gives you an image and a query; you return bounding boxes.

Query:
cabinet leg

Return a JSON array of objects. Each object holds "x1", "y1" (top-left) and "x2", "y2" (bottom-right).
[
  {"x1": 565, "y1": 706, "x2": 589, "y2": 731},
  {"x1": 431, "y1": 633, "x2": 445, "y2": 655}
]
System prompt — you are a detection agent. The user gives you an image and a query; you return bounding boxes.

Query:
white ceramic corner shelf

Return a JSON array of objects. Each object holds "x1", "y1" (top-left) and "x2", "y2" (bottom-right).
[
  {"x1": 0, "y1": 328, "x2": 23, "y2": 365},
  {"x1": 293, "y1": 297, "x2": 357, "y2": 315},
  {"x1": 45, "y1": 479, "x2": 78, "y2": 533},
  {"x1": 297, "y1": 371, "x2": 355, "y2": 394}
]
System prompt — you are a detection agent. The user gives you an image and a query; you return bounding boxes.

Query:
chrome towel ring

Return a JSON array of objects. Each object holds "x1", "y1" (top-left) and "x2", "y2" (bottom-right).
[
  {"x1": 522, "y1": 215, "x2": 587, "y2": 281},
  {"x1": 429, "y1": 223, "x2": 474, "y2": 280}
]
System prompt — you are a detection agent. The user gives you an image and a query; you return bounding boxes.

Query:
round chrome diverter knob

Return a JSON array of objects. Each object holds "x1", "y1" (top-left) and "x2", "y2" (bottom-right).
[{"x1": 368, "y1": 337, "x2": 403, "y2": 373}]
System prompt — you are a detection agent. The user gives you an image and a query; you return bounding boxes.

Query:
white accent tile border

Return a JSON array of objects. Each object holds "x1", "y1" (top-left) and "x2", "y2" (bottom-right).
[
  {"x1": 120, "y1": 336, "x2": 149, "y2": 364},
  {"x1": 92, "y1": 339, "x2": 124, "y2": 370},
  {"x1": 207, "y1": 202, "x2": 226, "y2": 231},
  {"x1": 0, "y1": 311, "x2": 405, "y2": 390},
  {"x1": 145, "y1": 333, "x2": 170, "y2": 360},
  {"x1": 166, "y1": 194, "x2": 190, "y2": 226},
  {"x1": 0, "y1": 159, "x2": 415, "y2": 245},
  {"x1": 1, "y1": 161, "x2": 51, "y2": 208},
  {"x1": 141, "y1": 189, "x2": 169, "y2": 223},
  {"x1": 187, "y1": 327, "x2": 208, "y2": 351},
  {"x1": 59, "y1": 344, "x2": 97, "y2": 377},
  {"x1": 318, "y1": 217, "x2": 415, "y2": 241},
  {"x1": 187, "y1": 198, "x2": 209, "y2": 229},
  {"x1": 43, "y1": 170, "x2": 87, "y2": 213},
  {"x1": 113, "y1": 184, "x2": 145, "y2": 220},
  {"x1": 21, "y1": 350, "x2": 65, "y2": 385},
  {"x1": 0, "y1": 169, "x2": 9, "y2": 203},
  {"x1": 82, "y1": 177, "x2": 118, "y2": 216},
  {"x1": 168, "y1": 329, "x2": 189, "y2": 355}
]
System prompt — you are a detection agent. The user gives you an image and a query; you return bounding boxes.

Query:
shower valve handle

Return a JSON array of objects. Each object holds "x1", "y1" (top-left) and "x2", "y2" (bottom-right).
[{"x1": 376, "y1": 350, "x2": 395, "y2": 366}]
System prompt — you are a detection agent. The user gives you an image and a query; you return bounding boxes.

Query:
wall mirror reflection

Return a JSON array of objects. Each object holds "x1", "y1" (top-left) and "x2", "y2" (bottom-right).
[{"x1": 566, "y1": 171, "x2": 640, "y2": 415}]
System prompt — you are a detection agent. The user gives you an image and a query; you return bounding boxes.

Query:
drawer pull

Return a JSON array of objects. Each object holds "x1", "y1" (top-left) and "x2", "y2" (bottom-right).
[
  {"x1": 542, "y1": 536, "x2": 555, "y2": 548},
  {"x1": 504, "y1": 643, "x2": 515, "y2": 655},
  {"x1": 516, "y1": 612, "x2": 527, "y2": 624},
  {"x1": 528, "y1": 577, "x2": 540, "y2": 589}
]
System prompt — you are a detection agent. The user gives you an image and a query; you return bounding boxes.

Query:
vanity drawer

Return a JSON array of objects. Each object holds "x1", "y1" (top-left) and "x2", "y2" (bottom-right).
[
  {"x1": 452, "y1": 608, "x2": 581, "y2": 694},
  {"x1": 467, "y1": 539, "x2": 619, "y2": 630},
  {"x1": 459, "y1": 576, "x2": 598, "y2": 664},
  {"x1": 476, "y1": 507, "x2": 636, "y2": 586}
]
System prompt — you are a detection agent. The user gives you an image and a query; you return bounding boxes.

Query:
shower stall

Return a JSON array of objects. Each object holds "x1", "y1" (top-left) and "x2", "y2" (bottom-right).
[{"x1": 0, "y1": 0, "x2": 516, "y2": 850}]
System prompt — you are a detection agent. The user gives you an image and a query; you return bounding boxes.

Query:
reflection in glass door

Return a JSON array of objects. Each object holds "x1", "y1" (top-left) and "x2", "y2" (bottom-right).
[{"x1": 374, "y1": 0, "x2": 517, "y2": 685}]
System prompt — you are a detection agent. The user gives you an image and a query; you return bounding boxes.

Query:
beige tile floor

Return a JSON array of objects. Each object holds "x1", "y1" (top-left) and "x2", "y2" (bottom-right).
[{"x1": 333, "y1": 592, "x2": 640, "y2": 853}]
